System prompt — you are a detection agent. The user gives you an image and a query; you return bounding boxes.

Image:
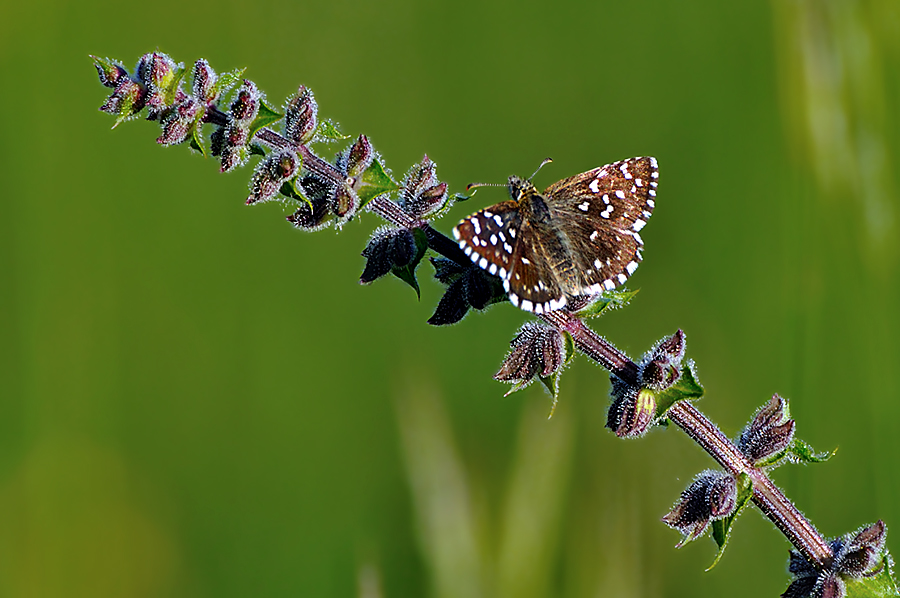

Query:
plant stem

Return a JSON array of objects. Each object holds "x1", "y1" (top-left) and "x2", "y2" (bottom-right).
[{"x1": 245, "y1": 121, "x2": 835, "y2": 568}]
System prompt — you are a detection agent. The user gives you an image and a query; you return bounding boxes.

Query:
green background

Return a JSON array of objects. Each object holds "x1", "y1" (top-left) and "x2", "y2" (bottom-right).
[{"x1": 1, "y1": 1, "x2": 898, "y2": 596}]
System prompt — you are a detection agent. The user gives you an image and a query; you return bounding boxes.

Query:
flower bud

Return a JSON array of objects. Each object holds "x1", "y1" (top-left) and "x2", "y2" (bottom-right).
[
  {"x1": 192, "y1": 59, "x2": 219, "y2": 104},
  {"x1": 834, "y1": 520, "x2": 887, "y2": 578},
  {"x1": 639, "y1": 330, "x2": 686, "y2": 390},
  {"x1": 329, "y1": 185, "x2": 359, "y2": 227},
  {"x1": 360, "y1": 227, "x2": 417, "y2": 283},
  {"x1": 157, "y1": 96, "x2": 201, "y2": 146},
  {"x1": 401, "y1": 155, "x2": 448, "y2": 219},
  {"x1": 229, "y1": 80, "x2": 261, "y2": 124},
  {"x1": 136, "y1": 52, "x2": 182, "y2": 118},
  {"x1": 246, "y1": 149, "x2": 300, "y2": 205},
  {"x1": 210, "y1": 116, "x2": 252, "y2": 172},
  {"x1": 283, "y1": 86, "x2": 318, "y2": 145},
  {"x1": 91, "y1": 56, "x2": 128, "y2": 88},
  {"x1": 662, "y1": 470, "x2": 737, "y2": 546},
  {"x1": 607, "y1": 380, "x2": 656, "y2": 438},
  {"x1": 99, "y1": 77, "x2": 147, "y2": 122},
  {"x1": 738, "y1": 394, "x2": 795, "y2": 465},
  {"x1": 494, "y1": 322, "x2": 565, "y2": 386},
  {"x1": 287, "y1": 196, "x2": 331, "y2": 231},
  {"x1": 347, "y1": 135, "x2": 374, "y2": 179}
]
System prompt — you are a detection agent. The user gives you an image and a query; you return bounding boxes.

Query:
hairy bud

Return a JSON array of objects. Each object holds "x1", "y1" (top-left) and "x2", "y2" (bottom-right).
[
  {"x1": 246, "y1": 150, "x2": 300, "y2": 205},
  {"x1": 607, "y1": 379, "x2": 656, "y2": 438},
  {"x1": 210, "y1": 117, "x2": 251, "y2": 172},
  {"x1": 283, "y1": 87, "x2": 318, "y2": 145},
  {"x1": 662, "y1": 470, "x2": 737, "y2": 546},
  {"x1": 347, "y1": 135, "x2": 374, "y2": 179},
  {"x1": 428, "y1": 259, "x2": 508, "y2": 325},
  {"x1": 156, "y1": 96, "x2": 201, "y2": 146},
  {"x1": 738, "y1": 394, "x2": 795, "y2": 465},
  {"x1": 494, "y1": 322, "x2": 566, "y2": 388},
  {"x1": 229, "y1": 80, "x2": 261, "y2": 124},
  {"x1": 136, "y1": 52, "x2": 183, "y2": 118},
  {"x1": 192, "y1": 59, "x2": 219, "y2": 104},
  {"x1": 359, "y1": 227, "x2": 418, "y2": 283},
  {"x1": 91, "y1": 56, "x2": 128, "y2": 88},
  {"x1": 639, "y1": 329, "x2": 686, "y2": 390},
  {"x1": 834, "y1": 520, "x2": 887, "y2": 578},
  {"x1": 401, "y1": 155, "x2": 449, "y2": 219},
  {"x1": 99, "y1": 76, "x2": 147, "y2": 122}
]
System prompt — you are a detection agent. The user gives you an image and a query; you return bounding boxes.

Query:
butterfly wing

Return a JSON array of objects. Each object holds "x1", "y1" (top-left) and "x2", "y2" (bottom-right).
[
  {"x1": 543, "y1": 156, "x2": 659, "y2": 296},
  {"x1": 453, "y1": 200, "x2": 521, "y2": 279}
]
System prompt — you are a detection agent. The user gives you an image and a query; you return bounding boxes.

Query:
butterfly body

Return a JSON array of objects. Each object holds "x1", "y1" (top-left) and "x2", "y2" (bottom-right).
[{"x1": 453, "y1": 157, "x2": 658, "y2": 313}]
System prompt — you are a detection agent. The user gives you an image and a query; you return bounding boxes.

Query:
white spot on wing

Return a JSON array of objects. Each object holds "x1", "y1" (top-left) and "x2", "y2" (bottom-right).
[
  {"x1": 633, "y1": 219, "x2": 646, "y2": 232},
  {"x1": 617, "y1": 273, "x2": 627, "y2": 284},
  {"x1": 589, "y1": 179, "x2": 600, "y2": 193},
  {"x1": 626, "y1": 261, "x2": 639, "y2": 275},
  {"x1": 489, "y1": 263, "x2": 497, "y2": 275},
  {"x1": 603, "y1": 279, "x2": 616, "y2": 291},
  {"x1": 521, "y1": 299, "x2": 533, "y2": 311},
  {"x1": 615, "y1": 190, "x2": 626, "y2": 199},
  {"x1": 493, "y1": 215, "x2": 503, "y2": 227},
  {"x1": 479, "y1": 257, "x2": 488, "y2": 269}
]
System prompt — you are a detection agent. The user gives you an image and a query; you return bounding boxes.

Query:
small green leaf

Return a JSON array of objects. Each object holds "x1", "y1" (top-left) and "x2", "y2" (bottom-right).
[
  {"x1": 214, "y1": 68, "x2": 245, "y2": 96},
  {"x1": 248, "y1": 100, "x2": 283, "y2": 139},
  {"x1": 844, "y1": 555, "x2": 900, "y2": 597},
  {"x1": 391, "y1": 227, "x2": 428, "y2": 297},
  {"x1": 787, "y1": 438, "x2": 838, "y2": 464},
  {"x1": 315, "y1": 119, "x2": 351, "y2": 142},
  {"x1": 248, "y1": 142, "x2": 267, "y2": 157},
  {"x1": 357, "y1": 157, "x2": 401, "y2": 207},
  {"x1": 653, "y1": 361, "x2": 704, "y2": 417},
  {"x1": 537, "y1": 333, "x2": 575, "y2": 419},
  {"x1": 708, "y1": 473, "x2": 753, "y2": 570},
  {"x1": 189, "y1": 125, "x2": 207, "y2": 157},
  {"x1": 576, "y1": 288, "x2": 640, "y2": 318}
]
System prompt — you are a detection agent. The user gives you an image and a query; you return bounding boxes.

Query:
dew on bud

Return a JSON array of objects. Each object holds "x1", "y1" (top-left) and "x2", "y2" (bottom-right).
[
  {"x1": 192, "y1": 59, "x2": 219, "y2": 104},
  {"x1": 638, "y1": 330, "x2": 686, "y2": 391},
  {"x1": 246, "y1": 149, "x2": 300, "y2": 205},
  {"x1": 400, "y1": 155, "x2": 448, "y2": 219},
  {"x1": 738, "y1": 394, "x2": 795, "y2": 465},
  {"x1": 662, "y1": 470, "x2": 737, "y2": 546},
  {"x1": 283, "y1": 86, "x2": 318, "y2": 145},
  {"x1": 229, "y1": 80, "x2": 261, "y2": 124},
  {"x1": 494, "y1": 322, "x2": 565, "y2": 386},
  {"x1": 91, "y1": 56, "x2": 128, "y2": 88},
  {"x1": 347, "y1": 135, "x2": 374, "y2": 178}
]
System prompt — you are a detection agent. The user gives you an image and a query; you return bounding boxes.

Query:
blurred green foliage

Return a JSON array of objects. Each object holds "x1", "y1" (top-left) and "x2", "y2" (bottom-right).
[{"x1": 0, "y1": 0, "x2": 898, "y2": 596}]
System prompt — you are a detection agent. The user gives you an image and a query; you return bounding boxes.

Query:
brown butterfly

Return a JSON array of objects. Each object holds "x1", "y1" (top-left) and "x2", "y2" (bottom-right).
[{"x1": 452, "y1": 157, "x2": 658, "y2": 313}]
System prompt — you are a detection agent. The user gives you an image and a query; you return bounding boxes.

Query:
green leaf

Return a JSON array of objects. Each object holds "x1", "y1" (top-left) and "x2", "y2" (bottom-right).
[
  {"x1": 357, "y1": 157, "x2": 401, "y2": 207},
  {"x1": 189, "y1": 123, "x2": 208, "y2": 157},
  {"x1": 844, "y1": 555, "x2": 900, "y2": 597},
  {"x1": 315, "y1": 119, "x2": 351, "y2": 142},
  {"x1": 576, "y1": 288, "x2": 640, "y2": 318},
  {"x1": 653, "y1": 361, "x2": 704, "y2": 418},
  {"x1": 787, "y1": 438, "x2": 838, "y2": 464},
  {"x1": 248, "y1": 142, "x2": 267, "y2": 157},
  {"x1": 708, "y1": 473, "x2": 753, "y2": 570},
  {"x1": 248, "y1": 99, "x2": 283, "y2": 140},
  {"x1": 391, "y1": 227, "x2": 428, "y2": 298},
  {"x1": 214, "y1": 68, "x2": 245, "y2": 96}
]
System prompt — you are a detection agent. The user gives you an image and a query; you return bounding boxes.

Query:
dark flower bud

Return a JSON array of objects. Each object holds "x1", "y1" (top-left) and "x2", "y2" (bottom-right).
[
  {"x1": 494, "y1": 322, "x2": 565, "y2": 387},
  {"x1": 192, "y1": 59, "x2": 218, "y2": 104},
  {"x1": 157, "y1": 96, "x2": 201, "y2": 146},
  {"x1": 136, "y1": 52, "x2": 182, "y2": 118},
  {"x1": 91, "y1": 56, "x2": 128, "y2": 88},
  {"x1": 465, "y1": 267, "x2": 495, "y2": 310},
  {"x1": 287, "y1": 196, "x2": 331, "y2": 232},
  {"x1": 639, "y1": 330, "x2": 686, "y2": 390},
  {"x1": 360, "y1": 227, "x2": 417, "y2": 283},
  {"x1": 738, "y1": 394, "x2": 796, "y2": 465},
  {"x1": 246, "y1": 149, "x2": 300, "y2": 205},
  {"x1": 347, "y1": 135, "x2": 374, "y2": 179},
  {"x1": 607, "y1": 379, "x2": 656, "y2": 438},
  {"x1": 430, "y1": 256, "x2": 464, "y2": 284},
  {"x1": 834, "y1": 520, "x2": 886, "y2": 578},
  {"x1": 401, "y1": 155, "x2": 448, "y2": 219},
  {"x1": 210, "y1": 116, "x2": 251, "y2": 172},
  {"x1": 229, "y1": 80, "x2": 261, "y2": 124},
  {"x1": 283, "y1": 86, "x2": 318, "y2": 145},
  {"x1": 428, "y1": 279, "x2": 469, "y2": 326},
  {"x1": 662, "y1": 470, "x2": 737, "y2": 546}
]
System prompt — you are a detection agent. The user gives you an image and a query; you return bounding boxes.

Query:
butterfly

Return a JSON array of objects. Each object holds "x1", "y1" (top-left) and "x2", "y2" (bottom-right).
[{"x1": 452, "y1": 156, "x2": 658, "y2": 313}]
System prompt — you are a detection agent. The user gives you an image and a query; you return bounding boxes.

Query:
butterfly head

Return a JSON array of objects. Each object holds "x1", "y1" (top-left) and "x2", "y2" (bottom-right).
[{"x1": 508, "y1": 175, "x2": 537, "y2": 202}]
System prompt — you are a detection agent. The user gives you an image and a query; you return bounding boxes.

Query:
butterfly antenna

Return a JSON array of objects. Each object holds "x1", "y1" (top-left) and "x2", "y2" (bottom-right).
[
  {"x1": 529, "y1": 157, "x2": 553, "y2": 181},
  {"x1": 465, "y1": 181, "x2": 505, "y2": 192}
]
